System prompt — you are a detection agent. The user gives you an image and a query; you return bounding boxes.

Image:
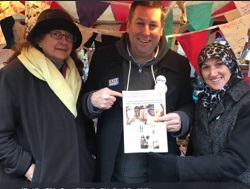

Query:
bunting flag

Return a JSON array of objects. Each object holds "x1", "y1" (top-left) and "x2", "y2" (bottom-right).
[
  {"x1": 224, "y1": 9, "x2": 241, "y2": 22},
  {"x1": 234, "y1": 1, "x2": 250, "y2": 16},
  {"x1": 207, "y1": 30, "x2": 217, "y2": 44},
  {"x1": 0, "y1": 24, "x2": 6, "y2": 49},
  {"x1": 0, "y1": 16, "x2": 15, "y2": 49},
  {"x1": 92, "y1": 6, "x2": 122, "y2": 31},
  {"x1": 176, "y1": 30, "x2": 210, "y2": 75},
  {"x1": 219, "y1": 14, "x2": 250, "y2": 59},
  {"x1": 0, "y1": 1, "x2": 25, "y2": 20},
  {"x1": 75, "y1": 23, "x2": 94, "y2": 51},
  {"x1": 211, "y1": 1, "x2": 236, "y2": 21},
  {"x1": 111, "y1": 1, "x2": 131, "y2": 31},
  {"x1": 0, "y1": 1, "x2": 243, "y2": 56},
  {"x1": 13, "y1": 21, "x2": 25, "y2": 44},
  {"x1": 186, "y1": 2, "x2": 214, "y2": 31},
  {"x1": 24, "y1": 1, "x2": 52, "y2": 38},
  {"x1": 74, "y1": 1, "x2": 170, "y2": 31},
  {"x1": 76, "y1": 2, "x2": 110, "y2": 28}
]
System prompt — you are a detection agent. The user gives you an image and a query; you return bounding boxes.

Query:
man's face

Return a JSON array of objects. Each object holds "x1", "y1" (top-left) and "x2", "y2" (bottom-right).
[
  {"x1": 148, "y1": 109, "x2": 155, "y2": 116},
  {"x1": 126, "y1": 5, "x2": 163, "y2": 62},
  {"x1": 134, "y1": 108, "x2": 140, "y2": 116}
]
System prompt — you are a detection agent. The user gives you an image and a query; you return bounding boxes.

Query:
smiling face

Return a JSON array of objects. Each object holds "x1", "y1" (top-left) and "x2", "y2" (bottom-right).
[
  {"x1": 126, "y1": 5, "x2": 163, "y2": 63},
  {"x1": 38, "y1": 29, "x2": 73, "y2": 63},
  {"x1": 148, "y1": 109, "x2": 155, "y2": 116},
  {"x1": 201, "y1": 58, "x2": 231, "y2": 90}
]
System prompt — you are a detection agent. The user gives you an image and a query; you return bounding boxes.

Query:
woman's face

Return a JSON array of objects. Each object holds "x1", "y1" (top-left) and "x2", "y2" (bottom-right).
[
  {"x1": 201, "y1": 58, "x2": 231, "y2": 90},
  {"x1": 38, "y1": 30, "x2": 73, "y2": 63}
]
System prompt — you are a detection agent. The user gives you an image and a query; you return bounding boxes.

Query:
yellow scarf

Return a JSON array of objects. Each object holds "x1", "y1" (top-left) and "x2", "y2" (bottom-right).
[{"x1": 18, "y1": 46, "x2": 82, "y2": 118}]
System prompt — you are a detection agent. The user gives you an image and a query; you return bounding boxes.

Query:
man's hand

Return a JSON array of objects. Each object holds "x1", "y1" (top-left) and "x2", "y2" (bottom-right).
[
  {"x1": 155, "y1": 112, "x2": 181, "y2": 132},
  {"x1": 90, "y1": 87, "x2": 123, "y2": 110}
]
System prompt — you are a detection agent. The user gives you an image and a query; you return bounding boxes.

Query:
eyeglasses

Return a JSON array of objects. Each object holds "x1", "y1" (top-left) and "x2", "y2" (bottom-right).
[{"x1": 50, "y1": 30, "x2": 77, "y2": 43}]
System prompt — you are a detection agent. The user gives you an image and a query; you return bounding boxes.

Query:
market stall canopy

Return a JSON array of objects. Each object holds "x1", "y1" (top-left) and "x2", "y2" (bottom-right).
[{"x1": 1, "y1": 1, "x2": 250, "y2": 73}]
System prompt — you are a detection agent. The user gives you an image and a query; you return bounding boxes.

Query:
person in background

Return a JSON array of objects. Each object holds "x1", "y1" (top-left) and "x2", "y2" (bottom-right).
[
  {"x1": 149, "y1": 43, "x2": 250, "y2": 187},
  {"x1": 82, "y1": 1, "x2": 194, "y2": 183},
  {"x1": 0, "y1": 9, "x2": 95, "y2": 183}
]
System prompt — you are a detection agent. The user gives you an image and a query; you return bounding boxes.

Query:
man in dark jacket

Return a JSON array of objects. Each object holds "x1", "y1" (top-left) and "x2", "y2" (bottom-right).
[{"x1": 82, "y1": 1, "x2": 194, "y2": 183}]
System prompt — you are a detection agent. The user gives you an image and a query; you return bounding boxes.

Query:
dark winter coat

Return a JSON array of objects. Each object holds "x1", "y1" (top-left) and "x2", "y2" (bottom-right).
[
  {"x1": 0, "y1": 58, "x2": 96, "y2": 183},
  {"x1": 149, "y1": 80, "x2": 250, "y2": 186},
  {"x1": 182, "y1": 80, "x2": 250, "y2": 184}
]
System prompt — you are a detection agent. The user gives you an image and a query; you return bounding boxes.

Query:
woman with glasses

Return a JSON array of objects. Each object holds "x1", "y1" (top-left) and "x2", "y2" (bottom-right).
[{"x1": 0, "y1": 9, "x2": 95, "y2": 183}]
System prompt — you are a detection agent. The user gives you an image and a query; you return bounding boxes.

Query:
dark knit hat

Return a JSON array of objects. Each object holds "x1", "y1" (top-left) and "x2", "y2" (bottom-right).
[{"x1": 27, "y1": 9, "x2": 82, "y2": 50}]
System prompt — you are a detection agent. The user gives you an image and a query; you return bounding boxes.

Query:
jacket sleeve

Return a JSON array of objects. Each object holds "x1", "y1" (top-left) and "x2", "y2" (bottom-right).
[
  {"x1": 81, "y1": 48, "x2": 107, "y2": 119},
  {"x1": 171, "y1": 53, "x2": 195, "y2": 137},
  {"x1": 0, "y1": 68, "x2": 33, "y2": 177},
  {"x1": 178, "y1": 56, "x2": 195, "y2": 128},
  {"x1": 177, "y1": 102, "x2": 250, "y2": 183}
]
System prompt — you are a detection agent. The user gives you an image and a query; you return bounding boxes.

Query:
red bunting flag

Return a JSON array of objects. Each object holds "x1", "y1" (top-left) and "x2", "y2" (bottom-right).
[
  {"x1": 211, "y1": 1, "x2": 236, "y2": 21},
  {"x1": 176, "y1": 30, "x2": 210, "y2": 75}
]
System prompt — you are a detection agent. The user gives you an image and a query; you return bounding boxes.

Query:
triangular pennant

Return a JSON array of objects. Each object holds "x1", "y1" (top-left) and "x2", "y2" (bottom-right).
[
  {"x1": 0, "y1": 27, "x2": 6, "y2": 49},
  {"x1": 97, "y1": 5, "x2": 115, "y2": 22},
  {"x1": 56, "y1": 1, "x2": 79, "y2": 20},
  {"x1": 0, "y1": 1, "x2": 25, "y2": 20},
  {"x1": 176, "y1": 30, "x2": 210, "y2": 74},
  {"x1": 95, "y1": 5, "x2": 122, "y2": 31},
  {"x1": 50, "y1": 1, "x2": 63, "y2": 9},
  {"x1": 13, "y1": 21, "x2": 26, "y2": 42},
  {"x1": 0, "y1": 16, "x2": 15, "y2": 49},
  {"x1": 76, "y1": 2, "x2": 109, "y2": 27},
  {"x1": 219, "y1": 14, "x2": 250, "y2": 59},
  {"x1": 111, "y1": 2, "x2": 130, "y2": 31},
  {"x1": 24, "y1": 1, "x2": 51, "y2": 36},
  {"x1": 111, "y1": 2, "x2": 130, "y2": 21},
  {"x1": 234, "y1": 1, "x2": 250, "y2": 16},
  {"x1": 211, "y1": 1, "x2": 236, "y2": 21},
  {"x1": 75, "y1": 23, "x2": 94, "y2": 51},
  {"x1": 207, "y1": 30, "x2": 218, "y2": 45},
  {"x1": 224, "y1": 9, "x2": 241, "y2": 22},
  {"x1": 19, "y1": 1, "x2": 25, "y2": 15},
  {"x1": 186, "y1": 2, "x2": 214, "y2": 31},
  {"x1": 0, "y1": 25, "x2": 6, "y2": 50}
]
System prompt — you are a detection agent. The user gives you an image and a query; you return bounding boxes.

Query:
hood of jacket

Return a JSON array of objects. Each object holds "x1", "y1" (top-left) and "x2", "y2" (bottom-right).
[{"x1": 115, "y1": 32, "x2": 169, "y2": 66}]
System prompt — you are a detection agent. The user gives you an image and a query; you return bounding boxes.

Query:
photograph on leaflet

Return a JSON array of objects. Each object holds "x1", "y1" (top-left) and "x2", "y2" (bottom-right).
[{"x1": 122, "y1": 90, "x2": 168, "y2": 153}]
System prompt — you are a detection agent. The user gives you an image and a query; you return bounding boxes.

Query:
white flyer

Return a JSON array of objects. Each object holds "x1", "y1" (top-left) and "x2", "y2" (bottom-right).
[{"x1": 122, "y1": 90, "x2": 168, "y2": 153}]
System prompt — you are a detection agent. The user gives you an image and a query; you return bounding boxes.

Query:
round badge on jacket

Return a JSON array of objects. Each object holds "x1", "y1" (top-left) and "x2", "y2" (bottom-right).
[{"x1": 154, "y1": 75, "x2": 168, "y2": 93}]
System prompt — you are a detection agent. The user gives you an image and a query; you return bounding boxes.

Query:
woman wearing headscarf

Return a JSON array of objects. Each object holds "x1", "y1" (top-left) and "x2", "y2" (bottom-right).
[
  {"x1": 0, "y1": 9, "x2": 95, "y2": 183},
  {"x1": 148, "y1": 43, "x2": 250, "y2": 186}
]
